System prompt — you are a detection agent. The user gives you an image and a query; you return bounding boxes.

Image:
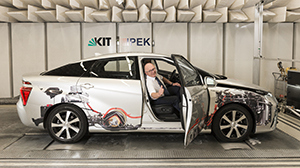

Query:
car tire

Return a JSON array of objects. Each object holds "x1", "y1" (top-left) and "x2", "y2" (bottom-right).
[
  {"x1": 46, "y1": 105, "x2": 88, "y2": 143},
  {"x1": 212, "y1": 104, "x2": 253, "y2": 142}
]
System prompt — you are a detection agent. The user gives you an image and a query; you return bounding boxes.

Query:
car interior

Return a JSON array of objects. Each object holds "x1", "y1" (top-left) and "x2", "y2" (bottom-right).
[{"x1": 142, "y1": 58, "x2": 182, "y2": 122}]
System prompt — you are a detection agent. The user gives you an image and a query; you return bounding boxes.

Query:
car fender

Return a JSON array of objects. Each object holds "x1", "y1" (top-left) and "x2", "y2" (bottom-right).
[
  {"x1": 206, "y1": 88, "x2": 272, "y2": 133},
  {"x1": 42, "y1": 102, "x2": 88, "y2": 129}
]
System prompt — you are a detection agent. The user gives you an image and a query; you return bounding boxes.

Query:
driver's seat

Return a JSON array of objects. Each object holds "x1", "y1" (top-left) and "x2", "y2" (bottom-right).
[
  {"x1": 147, "y1": 93, "x2": 180, "y2": 121},
  {"x1": 151, "y1": 103, "x2": 179, "y2": 121}
]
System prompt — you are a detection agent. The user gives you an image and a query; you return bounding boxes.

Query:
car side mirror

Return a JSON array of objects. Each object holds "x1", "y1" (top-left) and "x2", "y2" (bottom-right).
[{"x1": 205, "y1": 76, "x2": 217, "y2": 87}]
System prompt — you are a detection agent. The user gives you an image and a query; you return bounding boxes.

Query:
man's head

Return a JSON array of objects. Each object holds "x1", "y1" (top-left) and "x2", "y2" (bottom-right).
[{"x1": 144, "y1": 63, "x2": 157, "y2": 77}]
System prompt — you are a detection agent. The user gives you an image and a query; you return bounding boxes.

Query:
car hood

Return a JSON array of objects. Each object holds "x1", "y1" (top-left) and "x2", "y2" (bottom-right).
[{"x1": 216, "y1": 78, "x2": 269, "y2": 95}]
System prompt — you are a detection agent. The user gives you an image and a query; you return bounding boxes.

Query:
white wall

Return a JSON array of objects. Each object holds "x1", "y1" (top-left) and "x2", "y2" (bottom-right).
[
  {"x1": 1, "y1": 22, "x2": 299, "y2": 98},
  {"x1": 153, "y1": 23, "x2": 188, "y2": 58},
  {"x1": 225, "y1": 23, "x2": 254, "y2": 84},
  {"x1": 189, "y1": 23, "x2": 223, "y2": 74},
  {"x1": 119, "y1": 23, "x2": 152, "y2": 53},
  {"x1": 260, "y1": 23, "x2": 293, "y2": 93},
  {"x1": 294, "y1": 23, "x2": 300, "y2": 68},
  {"x1": 262, "y1": 23, "x2": 293, "y2": 60},
  {"x1": 47, "y1": 23, "x2": 81, "y2": 69},
  {"x1": 0, "y1": 23, "x2": 11, "y2": 98},
  {"x1": 12, "y1": 23, "x2": 46, "y2": 97}
]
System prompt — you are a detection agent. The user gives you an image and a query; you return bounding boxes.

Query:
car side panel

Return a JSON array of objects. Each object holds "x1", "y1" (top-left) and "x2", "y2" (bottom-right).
[{"x1": 77, "y1": 77, "x2": 143, "y2": 130}]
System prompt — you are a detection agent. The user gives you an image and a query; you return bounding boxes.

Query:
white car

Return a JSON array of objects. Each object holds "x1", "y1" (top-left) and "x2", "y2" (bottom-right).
[{"x1": 17, "y1": 53, "x2": 278, "y2": 147}]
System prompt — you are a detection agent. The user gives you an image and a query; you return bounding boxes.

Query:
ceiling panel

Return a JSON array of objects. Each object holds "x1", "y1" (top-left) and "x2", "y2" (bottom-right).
[{"x1": 0, "y1": 0, "x2": 298, "y2": 23}]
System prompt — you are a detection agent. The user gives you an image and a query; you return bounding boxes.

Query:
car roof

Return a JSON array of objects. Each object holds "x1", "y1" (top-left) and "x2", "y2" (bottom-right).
[
  {"x1": 44, "y1": 52, "x2": 174, "y2": 72},
  {"x1": 80, "y1": 52, "x2": 170, "y2": 62}
]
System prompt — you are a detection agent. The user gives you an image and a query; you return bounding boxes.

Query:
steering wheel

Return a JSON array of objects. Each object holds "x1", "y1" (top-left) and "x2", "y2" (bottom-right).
[{"x1": 169, "y1": 69, "x2": 177, "y2": 82}]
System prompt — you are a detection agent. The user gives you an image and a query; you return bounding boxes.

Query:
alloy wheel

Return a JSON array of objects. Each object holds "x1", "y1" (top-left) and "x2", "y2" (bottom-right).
[{"x1": 219, "y1": 110, "x2": 249, "y2": 139}]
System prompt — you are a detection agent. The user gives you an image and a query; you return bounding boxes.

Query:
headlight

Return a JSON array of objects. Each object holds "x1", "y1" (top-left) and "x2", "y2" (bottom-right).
[
  {"x1": 266, "y1": 92, "x2": 278, "y2": 104},
  {"x1": 267, "y1": 92, "x2": 273, "y2": 98}
]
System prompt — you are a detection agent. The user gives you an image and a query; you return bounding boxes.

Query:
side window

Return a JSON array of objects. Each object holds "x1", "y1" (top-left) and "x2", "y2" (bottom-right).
[
  {"x1": 104, "y1": 61, "x2": 117, "y2": 71},
  {"x1": 175, "y1": 56, "x2": 202, "y2": 86},
  {"x1": 43, "y1": 60, "x2": 96, "y2": 77},
  {"x1": 156, "y1": 60, "x2": 177, "y2": 72},
  {"x1": 90, "y1": 57, "x2": 139, "y2": 79},
  {"x1": 104, "y1": 59, "x2": 134, "y2": 72}
]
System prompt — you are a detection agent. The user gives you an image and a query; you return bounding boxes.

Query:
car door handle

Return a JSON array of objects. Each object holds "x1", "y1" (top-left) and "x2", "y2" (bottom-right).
[{"x1": 81, "y1": 83, "x2": 94, "y2": 89}]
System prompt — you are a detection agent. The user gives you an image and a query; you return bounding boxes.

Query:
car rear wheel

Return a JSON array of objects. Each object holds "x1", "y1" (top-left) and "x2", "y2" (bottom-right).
[
  {"x1": 46, "y1": 105, "x2": 87, "y2": 143},
  {"x1": 212, "y1": 104, "x2": 253, "y2": 142}
]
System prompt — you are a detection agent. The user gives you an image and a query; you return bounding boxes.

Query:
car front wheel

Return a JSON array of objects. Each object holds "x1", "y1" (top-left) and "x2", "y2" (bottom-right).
[
  {"x1": 46, "y1": 105, "x2": 87, "y2": 143},
  {"x1": 212, "y1": 104, "x2": 253, "y2": 142}
]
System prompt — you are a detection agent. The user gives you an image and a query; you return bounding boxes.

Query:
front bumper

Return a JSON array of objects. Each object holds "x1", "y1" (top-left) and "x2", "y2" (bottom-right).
[{"x1": 255, "y1": 94, "x2": 278, "y2": 133}]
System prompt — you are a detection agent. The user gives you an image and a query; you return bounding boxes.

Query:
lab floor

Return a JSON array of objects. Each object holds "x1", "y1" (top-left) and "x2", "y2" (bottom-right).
[{"x1": 0, "y1": 105, "x2": 300, "y2": 167}]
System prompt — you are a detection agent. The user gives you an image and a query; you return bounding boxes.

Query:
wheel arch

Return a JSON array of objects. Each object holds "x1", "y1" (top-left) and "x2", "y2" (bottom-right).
[
  {"x1": 43, "y1": 103, "x2": 88, "y2": 129},
  {"x1": 212, "y1": 102, "x2": 256, "y2": 134}
]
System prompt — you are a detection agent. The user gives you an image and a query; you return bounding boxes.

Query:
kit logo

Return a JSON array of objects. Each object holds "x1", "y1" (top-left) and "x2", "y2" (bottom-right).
[{"x1": 88, "y1": 37, "x2": 112, "y2": 46}]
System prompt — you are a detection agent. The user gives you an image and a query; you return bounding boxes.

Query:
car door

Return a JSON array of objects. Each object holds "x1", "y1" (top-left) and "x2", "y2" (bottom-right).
[
  {"x1": 77, "y1": 56, "x2": 143, "y2": 130},
  {"x1": 172, "y1": 54, "x2": 209, "y2": 147}
]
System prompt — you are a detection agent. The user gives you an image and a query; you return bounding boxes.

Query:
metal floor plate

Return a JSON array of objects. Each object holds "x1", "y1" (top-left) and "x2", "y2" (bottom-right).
[
  {"x1": 0, "y1": 105, "x2": 300, "y2": 160},
  {"x1": 0, "y1": 129, "x2": 300, "y2": 159}
]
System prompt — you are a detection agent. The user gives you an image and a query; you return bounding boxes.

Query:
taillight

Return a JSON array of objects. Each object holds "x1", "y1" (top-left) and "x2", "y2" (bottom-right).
[
  {"x1": 23, "y1": 81, "x2": 31, "y2": 85},
  {"x1": 20, "y1": 81, "x2": 32, "y2": 106}
]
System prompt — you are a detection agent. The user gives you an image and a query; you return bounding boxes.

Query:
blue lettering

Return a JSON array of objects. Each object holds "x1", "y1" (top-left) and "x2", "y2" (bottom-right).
[
  {"x1": 130, "y1": 38, "x2": 136, "y2": 45},
  {"x1": 144, "y1": 38, "x2": 150, "y2": 46},
  {"x1": 137, "y1": 38, "x2": 143, "y2": 46}
]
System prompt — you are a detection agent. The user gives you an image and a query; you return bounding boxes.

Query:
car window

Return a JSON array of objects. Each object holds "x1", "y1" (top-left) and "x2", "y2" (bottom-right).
[
  {"x1": 43, "y1": 60, "x2": 96, "y2": 77},
  {"x1": 156, "y1": 60, "x2": 176, "y2": 72},
  {"x1": 90, "y1": 56, "x2": 139, "y2": 80},
  {"x1": 175, "y1": 56, "x2": 202, "y2": 86},
  {"x1": 104, "y1": 59, "x2": 134, "y2": 72}
]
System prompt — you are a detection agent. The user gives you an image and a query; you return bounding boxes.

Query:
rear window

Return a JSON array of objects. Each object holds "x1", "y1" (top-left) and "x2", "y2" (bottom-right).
[
  {"x1": 43, "y1": 60, "x2": 96, "y2": 77},
  {"x1": 89, "y1": 56, "x2": 139, "y2": 80}
]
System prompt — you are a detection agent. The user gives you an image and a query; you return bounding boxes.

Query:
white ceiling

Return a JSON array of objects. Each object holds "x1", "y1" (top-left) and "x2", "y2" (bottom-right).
[{"x1": 0, "y1": 0, "x2": 299, "y2": 23}]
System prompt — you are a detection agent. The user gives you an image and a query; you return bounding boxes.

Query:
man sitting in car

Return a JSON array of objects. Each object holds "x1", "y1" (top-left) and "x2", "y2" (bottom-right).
[{"x1": 144, "y1": 63, "x2": 181, "y2": 112}]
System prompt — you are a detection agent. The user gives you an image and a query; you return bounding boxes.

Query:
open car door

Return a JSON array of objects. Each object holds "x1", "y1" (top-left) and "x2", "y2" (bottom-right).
[{"x1": 172, "y1": 54, "x2": 209, "y2": 147}]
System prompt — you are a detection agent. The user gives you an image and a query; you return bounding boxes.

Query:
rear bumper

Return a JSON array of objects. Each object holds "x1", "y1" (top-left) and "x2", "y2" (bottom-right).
[{"x1": 16, "y1": 97, "x2": 40, "y2": 128}]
